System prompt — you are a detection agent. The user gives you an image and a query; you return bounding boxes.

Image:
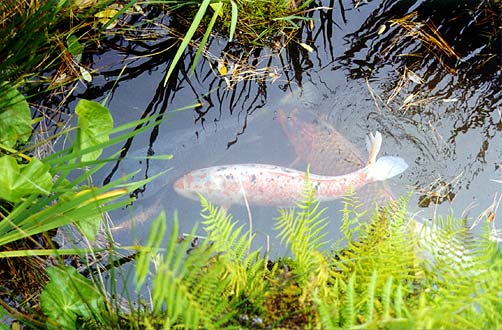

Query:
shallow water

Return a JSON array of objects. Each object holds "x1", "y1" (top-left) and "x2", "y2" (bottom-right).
[{"x1": 62, "y1": 1, "x2": 500, "y2": 256}]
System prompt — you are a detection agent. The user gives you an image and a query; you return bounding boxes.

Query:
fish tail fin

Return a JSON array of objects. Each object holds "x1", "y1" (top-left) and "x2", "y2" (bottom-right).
[
  {"x1": 365, "y1": 131, "x2": 382, "y2": 164},
  {"x1": 367, "y1": 156, "x2": 408, "y2": 181}
]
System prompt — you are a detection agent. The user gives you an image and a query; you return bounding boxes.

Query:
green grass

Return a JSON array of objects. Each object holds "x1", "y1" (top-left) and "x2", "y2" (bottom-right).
[{"x1": 161, "y1": 0, "x2": 317, "y2": 84}]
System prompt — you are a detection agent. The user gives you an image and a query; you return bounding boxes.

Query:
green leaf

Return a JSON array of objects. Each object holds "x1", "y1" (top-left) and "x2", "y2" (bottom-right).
[
  {"x1": 163, "y1": 0, "x2": 211, "y2": 86},
  {"x1": 135, "y1": 210, "x2": 166, "y2": 291},
  {"x1": 0, "y1": 305, "x2": 9, "y2": 330},
  {"x1": 40, "y1": 266, "x2": 106, "y2": 329},
  {"x1": 0, "y1": 155, "x2": 53, "y2": 203},
  {"x1": 66, "y1": 34, "x2": 84, "y2": 57},
  {"x1": 0, "y1": 83, "x2": 31, "y2": 147},
  {"x1": 229, "y1": 0, "x2": 238, "y2": 41},
  {"x1": 74, "y1": 211, "x2": 102, "y2": 242},
  {"x1": 75, "y1": 99, "x2": 113, "y2": 162},
  {"x1": 192, "y1": 1, "x2": 222, "y2": 75}
]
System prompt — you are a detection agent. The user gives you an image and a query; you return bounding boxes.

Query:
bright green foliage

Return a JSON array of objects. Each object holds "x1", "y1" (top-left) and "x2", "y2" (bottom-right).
[
  {"x1": 40, "y1": 266, "x2": 107, "y2": 330},
  {"x1": 148, "y1": 213, "x2": 232, "y2": 328},
  {"x1": 275, "y1": 180, "x2": 330, "y2": 289},
  {"x1": 125, "y1": 180, "x2": 502, "y2": 329},
  {"x1": 34, "y1": 182, "x2": 502, "y2": 329},
  {"x1": 0, "y1": 102, "x2": 112, "y2": 244},
  {"x1": 75, "y1": 99, "x2": 114, "y2": 162},
  {"x1": 312, "y1": 197, "x2": 502, "y2": 329},
  {"x1": 0, "y1": 104, "x2": 169, "y2": 248},
  {"x1": 0, "y1": 156, "x2": 53, "y2": 203},
  {"x1": 0, "y1": 83, "x2": 31, "y2": 148},
  {"x1": 200, "y1": 195, "x2": 264, "y2": 298},
  {"x1": 136, "y1": 197, "x2": 268, "y2": 329}
]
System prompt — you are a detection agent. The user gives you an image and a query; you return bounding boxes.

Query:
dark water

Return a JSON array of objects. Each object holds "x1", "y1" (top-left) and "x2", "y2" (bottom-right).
[{"x1": 46, "y1": 1, "x2": 501, "y2": 254}]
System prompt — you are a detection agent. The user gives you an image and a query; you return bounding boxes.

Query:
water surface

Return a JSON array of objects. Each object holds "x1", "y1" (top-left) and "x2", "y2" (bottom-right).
[{"x1": 57, "y1": 0, "x2": 501, "y2": 254}]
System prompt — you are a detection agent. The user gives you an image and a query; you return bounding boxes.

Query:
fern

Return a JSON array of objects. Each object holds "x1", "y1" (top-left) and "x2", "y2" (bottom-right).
[
  {"x1": 414, "y1": 217, "x2": 502, "y2": 328},
  {"x1": 140, "y1": 212, "x2": 231, "y2": 329},
  {"x1": 126, "y1": 185, "x2": 502, "y2": 329},
  {"x1": 199, "y1": 195, "x2": 253, "y2": 264},
  {"x1": 312, "y1": 195, "x2": 419, "y2": 328},
  {"x1": 132, "y1": 195, "x2": 271, "y2": 329},
  {"x1": 333, "y1": 197, "x2": 419, "y2": 284},
  {"x1": 274, "y1": 179, "x2": 330, "y2": 288},
  {"x1": 199, "y1": 195, "x2": 267, "y2": 301},
  {"x1": 339, "y1": 186, "x2": 368, "y2": 243}
]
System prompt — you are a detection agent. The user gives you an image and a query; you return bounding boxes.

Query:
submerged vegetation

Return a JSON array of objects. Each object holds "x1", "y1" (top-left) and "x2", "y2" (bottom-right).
[{"x1": 1, "y1": 0, "x2": 501, "y2": 328}]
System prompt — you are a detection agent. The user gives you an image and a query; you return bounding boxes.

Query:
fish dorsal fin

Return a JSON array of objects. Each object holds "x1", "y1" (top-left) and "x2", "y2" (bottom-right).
[{"x1": 365, "y1": 131, "x2": 382, "y2": 164}]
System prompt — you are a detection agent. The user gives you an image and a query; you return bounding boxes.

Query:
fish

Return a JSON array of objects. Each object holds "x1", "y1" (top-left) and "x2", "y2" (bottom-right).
[
  {"x1": 277, "y1": 108, "x2": 396, "y2": 207},
  {"x1": 277, "y1": 108, "x2": 365, "y2": 174},
  {"x1": 173, "y1": 132, "x2": 408, "y2": 208}
]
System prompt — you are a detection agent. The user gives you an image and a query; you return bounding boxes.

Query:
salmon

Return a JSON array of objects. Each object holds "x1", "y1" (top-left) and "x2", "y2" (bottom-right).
[
  {"x1": 277, "y1": 108, "x2": 396, "y2": 207},
  {"x1": 173, "y1": 132, "x2": 408, "y2": 208}
]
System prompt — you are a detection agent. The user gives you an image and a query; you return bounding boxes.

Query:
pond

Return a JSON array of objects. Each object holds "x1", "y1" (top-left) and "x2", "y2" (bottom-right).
[{"x1": 54, "y1": 0, "x2": 500, "y2": 256}]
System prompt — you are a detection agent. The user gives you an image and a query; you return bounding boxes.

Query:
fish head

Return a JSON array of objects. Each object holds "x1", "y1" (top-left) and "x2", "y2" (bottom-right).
[
  {"x1": 278, "y1": 108, "x2": 317, "y2": 155},
  {"x1": 173, "y1": 167, "x2": 232, "y2": 207},
  {"x1": 173, "y1": 173, "x2": 201, "y2": 201}
]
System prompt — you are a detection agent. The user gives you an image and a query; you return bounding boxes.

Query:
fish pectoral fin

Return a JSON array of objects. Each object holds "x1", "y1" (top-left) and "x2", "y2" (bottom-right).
[{"x1": 366, "y1": 131, "x2": 382, "y2": 165}]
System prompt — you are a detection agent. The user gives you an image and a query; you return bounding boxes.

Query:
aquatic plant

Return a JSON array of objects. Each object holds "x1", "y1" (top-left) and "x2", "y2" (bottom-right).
[
  {"x1": 0, "y1": 87, "x2": 174, "y2": 323},
  {"x1": 1, "y1": 0, "x2": 107, "y2": 90},
  {"x1": 31, "y1": 180, "x2": 502, "y2": 329},
  {"x1": 161, "y1": 0, "x2": 317, "y2": 85}
]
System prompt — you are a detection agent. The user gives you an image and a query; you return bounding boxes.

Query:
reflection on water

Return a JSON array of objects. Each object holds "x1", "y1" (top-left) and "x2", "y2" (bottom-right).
[{"x1": 47, "y1": 1, "x2": 501, "y2": 250}]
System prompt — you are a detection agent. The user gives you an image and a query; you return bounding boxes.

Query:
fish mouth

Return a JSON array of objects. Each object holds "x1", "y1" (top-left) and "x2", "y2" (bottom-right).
[
  {"x1": 173, "y1": 176, "x2": 198, "y2": 200},
  {"x1": 173, "y1": 177, "x2": 185, "y2": 194}
]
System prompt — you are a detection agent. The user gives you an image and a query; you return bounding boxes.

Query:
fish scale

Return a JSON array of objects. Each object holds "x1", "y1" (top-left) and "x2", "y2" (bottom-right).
[{"x1": 278, "y1": 108, "x2": 395, "y2": 208}]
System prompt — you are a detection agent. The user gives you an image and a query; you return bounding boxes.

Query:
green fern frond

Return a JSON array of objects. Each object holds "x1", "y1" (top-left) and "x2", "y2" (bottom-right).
[
  {"x1": 314, "y1": 195, "x2": 420, "y2": 328},
  {"x1": 200, "y1": 195, "x2": 252, "y2": 261},
  {"x1": 144, "y1": 212, "x2": 233, "y2": 329},
  {"x1": 334, "y1": 197, "x2": 419, "y2": 283},
  {"x1": 239, "y1": 250, "x2": 268, "y2": 304},
  {"x1": 344, "y1": 273, "x2": 356, "y2": 328},
  {"x1": 381, "y1": 275, "x2": 393, "y2": 320},
  {"x1": 274, "y1": 179, "x2": 329, "y2": 287},
  {"x1": 313, "y1": 289, "x2": 338, "y2": 330},
  {"x1": 198, "y1": 195, "x2": 268, "y2": 301},
  {"x1": 135, "y1": 182, "x2": 502, "y2": 329},
  {"x1": 340, "y1": 186, "x2": 369, "y2": 242},
  {"x1": 411, "y1": 214, "x2": 502, "y2": 328},
  {"x1": 364, "y1": 270, "x2": 378, "y2": 323}
]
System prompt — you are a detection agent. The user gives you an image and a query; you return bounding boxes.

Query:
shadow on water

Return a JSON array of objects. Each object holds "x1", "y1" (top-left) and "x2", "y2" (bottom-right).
[{"x1": 38, "y1": 1, "x2": 501, "y2": 254}]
